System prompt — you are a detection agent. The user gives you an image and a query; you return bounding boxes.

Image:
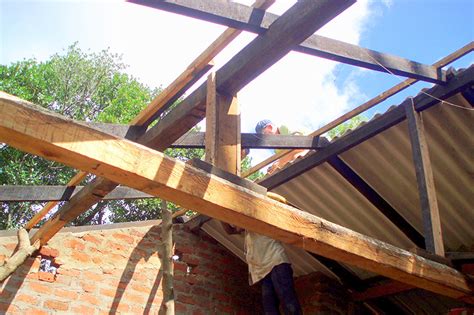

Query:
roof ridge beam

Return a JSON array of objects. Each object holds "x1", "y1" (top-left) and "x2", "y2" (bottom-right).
[{"x1": 130, "y1": 0, "x2": 446, "y2": 84}]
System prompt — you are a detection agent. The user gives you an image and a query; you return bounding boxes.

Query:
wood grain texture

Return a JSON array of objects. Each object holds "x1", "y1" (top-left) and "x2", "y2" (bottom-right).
[
  {"x1": 130, "y1": 0, "x2": 444, "y2": 83},
  {"x1": 404, "y1": 100, "x2": 444, "y2": 256},
  {"x1": 0, "y1": 92, "x2": 472, "y2": 300}
]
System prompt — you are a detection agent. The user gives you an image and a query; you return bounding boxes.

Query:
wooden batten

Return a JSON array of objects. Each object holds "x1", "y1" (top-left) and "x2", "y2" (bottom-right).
[
  {"x1": 404, "y1": 100, "x2": 445, "y2": 256},
  {"x1": 0, "y1": 93, "x2": 472, "y2": 300}
]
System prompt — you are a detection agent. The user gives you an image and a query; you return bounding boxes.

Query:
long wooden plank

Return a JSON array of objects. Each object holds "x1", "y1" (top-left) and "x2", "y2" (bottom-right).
[
  {"x1": 0, "y1": 185, "x2": 153, "y2": 202},
  {"x1": 173, "y1": 132, "x2": 325, "y2": 149},
  {"x1": 242, "y1": 42, "x2": 473, "y2": 178},
  {"x1": 0, "y1": 93, "x2": 472, "y2": 300},
  {"x1": 130, "y1": 0, "x2": 274, "y2": 127},
  {"x1": 404, "y1": 100, "x2": 445, "y2": 256},
  {"x1": 259, "y1": 65, "x2": 474, "y2": 190},
  {"x1": 130, "y1": 0, "x2": 445, "y2": 84},
  {"x1": 140, "y1": 0, "x2": 354, "y2": 148},
  {"x1": 24, "y1": 171, "x2": 88, "y2": 230},
  {"x1": 18, "y1": 0, "x2": 276, "y2": 234}
]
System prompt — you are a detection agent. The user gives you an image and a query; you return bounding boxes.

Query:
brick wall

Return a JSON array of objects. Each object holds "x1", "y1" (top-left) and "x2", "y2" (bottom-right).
[
  {"x1": 0, "y1": 221, "x2": 261, "y2": 314},
  {"x1": 0, "y1": 220, "x2": 351, "y2": 314},
  {"x1": 295, "y1": 272, "x2": 350, "y2": 314}
]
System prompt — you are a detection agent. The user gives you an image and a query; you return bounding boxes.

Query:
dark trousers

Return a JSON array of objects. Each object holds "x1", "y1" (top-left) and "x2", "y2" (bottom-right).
[{"x1": 261, "y1": 263, "x2": 302, "y2": 315}]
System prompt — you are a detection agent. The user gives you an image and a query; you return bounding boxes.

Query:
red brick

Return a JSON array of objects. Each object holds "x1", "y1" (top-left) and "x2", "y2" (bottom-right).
[
  {"x1": 92, "y1": 256, "x2": 103, "y2": 264},
  {"x1": 44, "y1": 299, "x2": 69, "y2": 311},
  {"x1": 100, "y1": 287, "x2": 116, "y2": 298},
  {"x1": 56, "y1": 267, "x2": 80, "y2": 277},
  {"x1": 182, "y1": 253, "x2": 200, "y2": 265},
  {"x1": 71, "y1": 305, "x2": 96, "y2": 314},
  {"x1": 83, "y1": 270, "x2": 104, "y2": 282},
  {"x1": 124, "y1": 292, "x2": 146, "y2": 304},
  {"x1": 131, "y1": 283, "x2": 151, "y2": 294},
  {"x1": 79, "y1": 281, "x2": 97, "y2": 293},
  {"x1": 24, "y1": 309, "x2": 49, "y2": 315},
  {"x1": 113, "y1": 233, "x2": 135, "y2": 244},
  {"x1": 175, "y1": 245, "x2": 194, "y2": 254},
  {"x1": 177, "y1": 293, "x2": 197, "y2": 305},
  {"x1": 79, "y1": 293, "x2": 100, "y2": 305},
  {"x1": 72, "y1": 251, "x2": 91, "y2": 263},
  {"x1": 38, "y1": 271, "x2": 55, "y2": 282},
  {"x1": 64, "y1": 239, "x2": 85, "y2": 251},
  {"x1": 105, "y1": 240, "x2": 127, "y2": 252},
  {"x1": 214, "y1": 292, "x2": 231, "y2": 303},
  {"x1": 175, "y1": 302, "x2": 188, "y2": 313},
  {"x1": 54, "y1": 288, "x2": 78, "y2": 300},
  {"x1": 39, "y1": 247, "x2": 59, "y2": 258},
  {"x1": 29, "y1": 282, "x2": 53, "y2": 295},
  {"x1": 82, "y1": 234, "x2": 102, "y2": 245},
  {"x1": 130, "y1": 229, "x2": 146, "y2": 237},
  {"x1": 55, "y1": 274, "x2": 72, "y2": 285},
  {"x1": 15, "y1": 293, "x2": 39, "y2": 305},
  {"x1": 111, "y1": 302, "x2": 130, "y2": 313},
  {"x1": 217, "y1": 304, "x2": 234, "y2": 314},
  {"x1": 174, "y1": 261, "x2": 187, "y2": 272}
]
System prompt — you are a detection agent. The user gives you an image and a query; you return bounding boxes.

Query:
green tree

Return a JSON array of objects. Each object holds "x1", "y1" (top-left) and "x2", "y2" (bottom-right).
[
  {"x1": 0, "y1": 43, "x2": 203, "y2": 229},
  {"x1": 327, "y1": 115, "x2": 368, "y2": 140}
]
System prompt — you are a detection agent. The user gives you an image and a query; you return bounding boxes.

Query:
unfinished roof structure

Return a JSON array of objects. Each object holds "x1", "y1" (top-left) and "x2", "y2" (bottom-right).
[{"x1": 0, "y1": 0, "x2": 473, "y2": 313}]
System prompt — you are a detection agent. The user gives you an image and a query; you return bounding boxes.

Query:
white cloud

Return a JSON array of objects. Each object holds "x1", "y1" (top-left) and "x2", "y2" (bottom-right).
[{"x1": 2, "y1": 0, "x2": 383, "y2": 167}]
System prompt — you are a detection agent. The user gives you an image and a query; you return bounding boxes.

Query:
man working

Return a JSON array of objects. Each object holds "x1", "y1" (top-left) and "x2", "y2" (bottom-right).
[
  {"x1": 255, "y1": 119, "x2": 309, "y2": 174},
  {"x1": 221, "y1": 120, "x2": 303, "y2": 314}
]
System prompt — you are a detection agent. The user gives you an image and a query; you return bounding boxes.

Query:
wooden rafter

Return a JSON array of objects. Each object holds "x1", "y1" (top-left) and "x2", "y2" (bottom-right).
[
  {"x1": 19, "y1": 0, "x2": 276, "y2": 232},
  {"x1": 404, "y1": 99, "x2": 445, "y2": 256},
  {"x1": 259, "y1": 66, "x2": 474, "y2": 190},
  {"x1": 130, "y1": 0, "x2": 446, "y2": 84},
  {"x1": 139, "y1": 0, "x2": 353, "y2": 148},
  {"x1": 0, "y1": 93, "x2": 472, "y2": 300},
  {"x1": 130, "y1": 0, "x2": 275, "y2": 127},
  {"x1": 0, "y1": 185, "x2": 152, "y2": 202},
  {"x1": 242, "y1": 42, "x2": 474, "y2": 178},
  {"x1": 10, "y1": 0, "x2": 351, "y2": 242}
]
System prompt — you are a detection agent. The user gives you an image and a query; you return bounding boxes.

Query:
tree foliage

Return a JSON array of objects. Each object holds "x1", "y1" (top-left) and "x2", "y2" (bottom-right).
[
  {"x1": 0, "y1": 43, "x2": 203, "y2": 229},
  {"x1": 327, "y1": 115, "x2": 368, "y2": 140}
]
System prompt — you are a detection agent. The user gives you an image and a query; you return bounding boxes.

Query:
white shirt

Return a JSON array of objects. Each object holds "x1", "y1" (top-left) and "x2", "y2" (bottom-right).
[{"x1": 244, "y1": 231, "x2": 290, "y2": 285}]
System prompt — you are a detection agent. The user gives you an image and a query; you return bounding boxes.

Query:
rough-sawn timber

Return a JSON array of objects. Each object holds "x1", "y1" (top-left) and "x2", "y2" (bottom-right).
[{"x1": 0, "y1": 92, "x2": 472, "y2": 301}]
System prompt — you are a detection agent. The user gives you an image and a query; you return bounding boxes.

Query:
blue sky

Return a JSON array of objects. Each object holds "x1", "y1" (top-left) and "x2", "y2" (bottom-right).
[{"x1": 1, "y1": 0, "x2": 473, "y2": 165}]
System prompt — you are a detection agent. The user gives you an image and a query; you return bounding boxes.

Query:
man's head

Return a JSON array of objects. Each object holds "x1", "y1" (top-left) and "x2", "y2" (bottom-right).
[{"x1": 255, "y1": 119, "x2": 278, "y2": 135}]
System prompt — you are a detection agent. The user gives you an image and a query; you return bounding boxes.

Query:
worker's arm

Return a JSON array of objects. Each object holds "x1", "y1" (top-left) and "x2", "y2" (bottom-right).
[{"x1": 221, "y1": 222, "x2": 244, "y2": 235}]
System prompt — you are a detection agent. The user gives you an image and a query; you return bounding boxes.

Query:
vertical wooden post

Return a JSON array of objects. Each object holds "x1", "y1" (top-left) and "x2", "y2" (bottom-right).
[
  {"x1": 404, "y1": 99, "x2": 444, "y2": 256},
  {"x1": 205, "y1": 72, "x2": 241, "y2": 174},
  {"x1": 160, "y1": 200, "x2": 174, "y2": 314}
]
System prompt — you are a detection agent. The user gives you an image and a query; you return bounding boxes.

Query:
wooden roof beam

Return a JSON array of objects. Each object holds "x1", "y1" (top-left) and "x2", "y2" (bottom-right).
[
  {"x1": 130, "y1": 0, "x2": 446, "y2": 84},
  {"x1": 141, "y1": 0, "x2": 355, "y2": 148},
  {"x1": 0, "y1": 93, "x2": 472, "y2": 300},
  {"x1": 19, "y1": 0, "x2": 276, "y2": 232},
  {"x1": 259, "y1": 66, "x2": 474, "y2": 190}
]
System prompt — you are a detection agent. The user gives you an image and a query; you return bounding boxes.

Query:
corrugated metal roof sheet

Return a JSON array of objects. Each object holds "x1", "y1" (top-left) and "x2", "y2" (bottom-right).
[{"x1": 197, "y1": 66, "x2": 473, "y2": 308}]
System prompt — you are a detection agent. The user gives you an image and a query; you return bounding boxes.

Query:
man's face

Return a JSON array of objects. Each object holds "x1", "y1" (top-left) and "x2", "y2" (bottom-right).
[{"x1": 262, "y1": 123, "x2": 278, "y2": 135}]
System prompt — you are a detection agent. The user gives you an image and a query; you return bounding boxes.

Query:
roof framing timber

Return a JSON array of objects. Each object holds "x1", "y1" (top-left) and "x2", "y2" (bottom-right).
[
  {"x1": 11, "y1": 0, "x2": 352, "y2": 238},
  {"x1": 0, "y1": 185, "x2": 152, "y2": 202},
  {"x1": 0, "y1": 93, "x2": 472, "y2": 300},
  {"x1": 84, "y1": 121, "x2": 327, "y2": 149},
  {"x1": 259, "y1": 65, "x2": 474, "y2": 190},
  {"x1": 130, "y1": 0, "x2": 446, "y2": 84}
]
